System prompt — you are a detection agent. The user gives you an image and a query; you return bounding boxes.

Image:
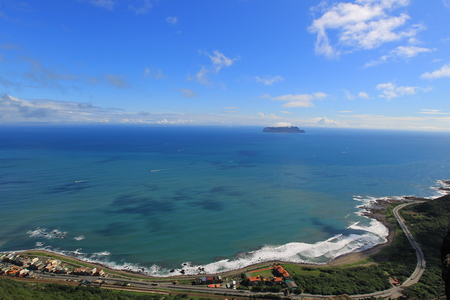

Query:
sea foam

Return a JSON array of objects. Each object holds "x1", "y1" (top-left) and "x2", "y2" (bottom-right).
[{"x1": 19, "y1": 179, "x2": 450, "y2": 277}]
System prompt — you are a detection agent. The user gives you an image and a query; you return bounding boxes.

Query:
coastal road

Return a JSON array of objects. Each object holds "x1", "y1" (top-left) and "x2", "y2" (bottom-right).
[
  {"x1": 349, "y1": 201, "x2": 426, "y2": 299},
  {"x1": 392, "y1": 203, "x2": 426, "y2": 286},
  {"x1": 289, "y1": 200, "x2": 426, "y2": 300}
]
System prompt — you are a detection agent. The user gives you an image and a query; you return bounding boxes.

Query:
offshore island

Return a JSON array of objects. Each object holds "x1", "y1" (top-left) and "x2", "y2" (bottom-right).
[{"x1": 263, "y1": 122, "x2": 306, "y2": 133}]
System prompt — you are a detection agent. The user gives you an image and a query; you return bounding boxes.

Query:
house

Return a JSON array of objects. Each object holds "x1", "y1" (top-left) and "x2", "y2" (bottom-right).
[
  {"x1": 247, "y1": 276, "x2": 262, "y2": 286},
  {"x1": 285, "y1": 279, "x2": 298, "y2": 290},
  {"x1": 273, "y1": 265, "x2": 291, "y2": 279},
  {"x1": 272, "y1": 277, "x2": 284, "y2": 285}
]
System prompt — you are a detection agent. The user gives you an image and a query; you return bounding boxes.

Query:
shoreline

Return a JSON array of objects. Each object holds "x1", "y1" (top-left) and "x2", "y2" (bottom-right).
[
  {"x1": 12, "y1": 176, "x2": 450, "y2": 279},
  {"x1": 10, "y1": 198, "x2": 408, "y2": 279}
]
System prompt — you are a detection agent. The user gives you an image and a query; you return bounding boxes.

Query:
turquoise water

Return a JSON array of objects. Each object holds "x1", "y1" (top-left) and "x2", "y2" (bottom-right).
[{"x1": 0, "y1": 126, "x2": 449, "y2": 275}]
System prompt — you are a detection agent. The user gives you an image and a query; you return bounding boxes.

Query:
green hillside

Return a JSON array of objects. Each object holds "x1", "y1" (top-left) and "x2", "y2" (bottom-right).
[{"x1": 398, "y1": 194, "x2": 450, "y2": 299}]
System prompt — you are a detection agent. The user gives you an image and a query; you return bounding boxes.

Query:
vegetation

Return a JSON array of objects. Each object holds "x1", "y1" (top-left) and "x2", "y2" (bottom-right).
[
  {"x1": 280, "y1": 194, "x2": 450, "y2": 298},
  {"x1": 375, "y1": 228, "x2": 416, "y2": 283},
  {"x1": 247, "y1": 284, "x2": 284, "y2": 293},
  {"x1": 0, "y1": 277, "x2": 166, "y2": 300},
  {"x1": 286, "y1": 265, "x2": 391, "y2": 295},
  {"x1": 397, "y1": 194, "x2": 450, "y2": 300}
]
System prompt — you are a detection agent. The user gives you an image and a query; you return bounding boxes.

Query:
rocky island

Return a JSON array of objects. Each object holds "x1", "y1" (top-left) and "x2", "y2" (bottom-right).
[{"x1": 263, "y1": 126, "x2": 305, "y2": 133}]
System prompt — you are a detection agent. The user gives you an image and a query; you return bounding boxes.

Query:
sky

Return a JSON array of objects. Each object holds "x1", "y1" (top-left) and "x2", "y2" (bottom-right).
[{"x1": 1, "y1": 0, "x2": 450, "y2": 130}]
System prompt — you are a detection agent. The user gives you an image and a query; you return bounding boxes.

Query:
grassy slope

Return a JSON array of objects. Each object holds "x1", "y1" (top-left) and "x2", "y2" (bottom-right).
[
  {"x1": 397, "y1": 194, "x2": 450, "y2": 299},
  {"x1": 280, "y1": 194, "x2": 450, "y2": 298}
]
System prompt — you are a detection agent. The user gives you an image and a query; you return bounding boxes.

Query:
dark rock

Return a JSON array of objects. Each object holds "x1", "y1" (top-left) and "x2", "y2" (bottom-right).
[{"x1": 263, "y1": 126, "x2": 305, "y2": 133}]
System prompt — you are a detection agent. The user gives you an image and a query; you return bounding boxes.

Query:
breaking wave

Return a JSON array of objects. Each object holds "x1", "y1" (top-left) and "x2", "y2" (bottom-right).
[
  {"x1": 27, "y1": 228, "x2": 67, "y2": 239},
  {"x1": 16, "y1": 179, "x2": 450, "y2": 277}
]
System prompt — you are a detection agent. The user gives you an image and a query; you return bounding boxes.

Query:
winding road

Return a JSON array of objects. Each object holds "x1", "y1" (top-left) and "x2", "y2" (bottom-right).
[
  {"x1": 348, "y1": 201, "x2": 426, "y2": 299},
  {"x1": 288, "y1": 200, "x2": 426, "y2": 299}
]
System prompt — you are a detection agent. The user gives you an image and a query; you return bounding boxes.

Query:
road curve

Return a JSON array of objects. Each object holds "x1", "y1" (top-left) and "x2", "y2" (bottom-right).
[
  {"x1": 348, "y1": 201, "x2": 426, "y2": 299},
  {"x1": 392, "y1": 203, "x2": 426, "y2": 285},
  {"x1": 290, "y1": 201, "x2": 426, "y2": 299}
]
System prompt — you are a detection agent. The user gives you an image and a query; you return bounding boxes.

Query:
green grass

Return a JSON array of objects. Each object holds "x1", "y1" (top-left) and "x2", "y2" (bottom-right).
[
  {"x1": 247, "y1": 269, "x2": 275, "y2": 278},
  {"x1": 282, "y1": 264, "x2": 320, "y2": 276}
]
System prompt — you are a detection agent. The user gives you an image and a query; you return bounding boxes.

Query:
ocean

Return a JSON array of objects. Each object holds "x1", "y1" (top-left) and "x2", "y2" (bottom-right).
[{"x1": 1, "y1": 125, "x2": 449, "y2": 276}]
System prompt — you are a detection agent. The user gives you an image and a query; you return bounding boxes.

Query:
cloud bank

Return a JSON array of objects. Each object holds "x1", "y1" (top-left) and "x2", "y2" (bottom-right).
[
  {"x1": 309, "y1": 0, "x2": 420, "y2": 58},
  {"x1": 376, "y1": 82, "x2": 425, "y2": 99},
  {"x1": 421, "y1": 64, "x2": 450, "y2": 79},
  {"x1": 268, "y1": 92, "x2": 327, "y2": 108}
]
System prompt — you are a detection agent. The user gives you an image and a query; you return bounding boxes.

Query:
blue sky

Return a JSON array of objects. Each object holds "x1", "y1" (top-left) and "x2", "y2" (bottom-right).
[{"x1": 1, "y1": 0, "x2": 450, "y2": 130}]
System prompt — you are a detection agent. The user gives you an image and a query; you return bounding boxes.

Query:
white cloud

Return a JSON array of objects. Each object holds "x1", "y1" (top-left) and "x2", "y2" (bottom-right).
[
  {"x1": 255, "y1": 75, "x2": 284, "y2": 85},
  {"x1": 310, "y1": 117, "x2": 341, "y2": 126},
  {"x1": 358, "y1": 91, "x2": 370, "y2": 98},
  {"x1": 271, "y1": 122, "x2": 292, "y2": 127},
  {"x1": 420, "y1": 64, "x2": 450, "y2": 79},
  {"x1": 166, "y1": 16, "x2": 178, "y2": 24},
  {"x1": 392, "y1": 45, "x2": 432, "y2": 58},
  {"x1": 129, "y1": 0, "x2": 153, "y2": 14},
  {"x1": 258, "y1": 112, "x2": 280, "y2": 119},
  {"x1": 82, "y1": 0, "x2": 154, "y2": 14},
  {"x1": 364, "y1": 55, "x2": 389, "y2": 67},
  {"x1": 0, "y1": 94, "x2": 105, "y2": 122},
  {"x1": 0, "y1": 94, "x2": 237, "y2": 125},
  {"x1": 270, "y1": 93, "x2": 327, "y2": 108},
  {"x1": 281, "y1": 111, "x2": 292, "y2": 114},
  {"x1": 313, "y1": 92, "x2": 327, "y2": 99},
  {"x1": 376, "y1": 82, "x2": 423, "y2": 99},
  {"x1": 191, "y1": 50, "x2": 237, "y2": 86},
  {"x1": 206, "y1": 50, "x2": 238, "y2": 72},
  {"x1": 176, "y1": 88, "x2": 196, "y2": 98},
  {"x1": 339, "y1": 112, "x2": 450, "y2": 130},
  {"x1": 343, "y1": 90, "x2": 356, "y2": 99},
  {"x1": 195, "y1": 67, "x2": 210, "y2": 85},
  {"x1": 365, "y1": 45, "x2": 433, "y2": 67},
  {"x1": 344, "y1": 90, "x2": 370, "y2": 99},
  {"x1": 309, "y1": 0, "x2": 418, "y2": 58},
  {"x1": 420, "y1": 109, "x2": 449, "y2": 115},
  {"x1": 272, "y1": 94, "x2": 315, "y2": 108},
  {"x1": 144, "y1": 68, "x2": 166, "y2": 79}
]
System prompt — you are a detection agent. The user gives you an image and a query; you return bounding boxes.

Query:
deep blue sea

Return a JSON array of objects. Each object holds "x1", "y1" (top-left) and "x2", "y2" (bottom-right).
[{"x1": 1, "y1": 125, "x2": 449, "y2": 276}]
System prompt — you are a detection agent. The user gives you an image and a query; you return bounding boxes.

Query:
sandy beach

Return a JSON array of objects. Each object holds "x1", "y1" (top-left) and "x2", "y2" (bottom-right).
[{"x1": 15, "y1": 199, "x2": 399, "y2": 280}]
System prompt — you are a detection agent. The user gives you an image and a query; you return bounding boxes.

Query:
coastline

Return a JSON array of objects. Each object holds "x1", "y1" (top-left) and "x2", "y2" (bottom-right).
[
  {"x1": 12, "y1": 178, "x2": 450, "y2": 279},
  {"x1": 11, "y1": 198, "x2": 404, "y2": 279}
]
